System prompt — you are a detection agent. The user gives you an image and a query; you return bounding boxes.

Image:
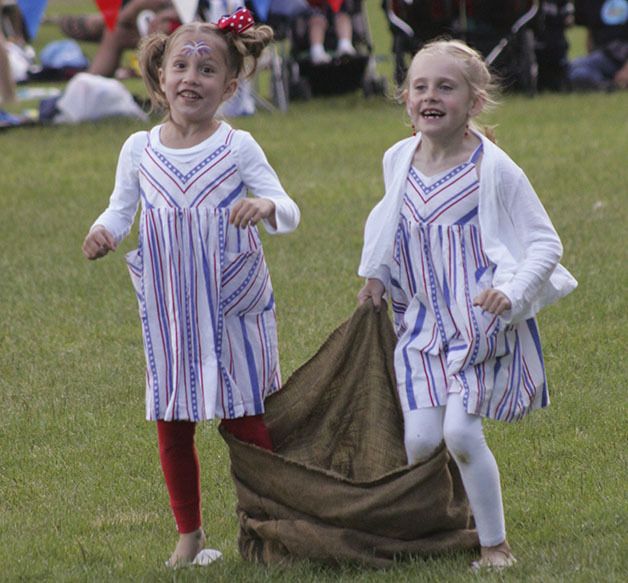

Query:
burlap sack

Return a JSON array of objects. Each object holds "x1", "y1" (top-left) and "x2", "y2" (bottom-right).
[{"x1": 220, "y1": 302, "x2": 478, "y2": 568}]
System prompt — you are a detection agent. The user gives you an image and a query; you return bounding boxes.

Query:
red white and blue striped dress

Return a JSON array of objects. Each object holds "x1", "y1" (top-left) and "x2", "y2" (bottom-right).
[
  {"x1": 390, "y1": 142, "x2": 548, "y2": 421},
  {"x1": 121, "y1": 124, "x2": 293, "y2": 422}
]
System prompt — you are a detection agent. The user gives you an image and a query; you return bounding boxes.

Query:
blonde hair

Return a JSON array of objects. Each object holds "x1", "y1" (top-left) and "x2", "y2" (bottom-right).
[
  {"x1": 402, "y1": 38, "x2": 501, "y2": 139},
  {"x1": 138, "y1": 21, "x2": 274, "y2": 114}
]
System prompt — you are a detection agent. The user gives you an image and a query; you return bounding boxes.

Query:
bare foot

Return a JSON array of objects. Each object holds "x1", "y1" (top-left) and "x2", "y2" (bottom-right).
[
  {"x1": 471, "y1": 540, "x2": 517, "y2": 571},
  {"x1": 166, "y1": 528, "x2": 206, "y2": 568}
]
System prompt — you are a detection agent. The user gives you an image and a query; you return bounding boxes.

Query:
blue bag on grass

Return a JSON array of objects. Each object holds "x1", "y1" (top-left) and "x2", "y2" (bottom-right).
[{"x1": 39, "y1": 40, "x2": 89, "y2": 70}]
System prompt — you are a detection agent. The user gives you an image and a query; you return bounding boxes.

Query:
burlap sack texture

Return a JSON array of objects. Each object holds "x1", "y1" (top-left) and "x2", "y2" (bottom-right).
[{"x1": 220, "y1": 301, "x2": 479, "y2": 568}]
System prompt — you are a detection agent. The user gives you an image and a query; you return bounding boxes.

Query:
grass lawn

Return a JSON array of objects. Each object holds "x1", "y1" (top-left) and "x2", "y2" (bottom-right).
[{"x1": 1, "y1": 1, "x2": 627, "y2": 581}]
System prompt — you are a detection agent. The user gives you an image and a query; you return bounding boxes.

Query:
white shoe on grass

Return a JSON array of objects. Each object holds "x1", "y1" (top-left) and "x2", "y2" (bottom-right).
[{"x1": 165, "y1": 548, "x2": 223, "y2": 569}]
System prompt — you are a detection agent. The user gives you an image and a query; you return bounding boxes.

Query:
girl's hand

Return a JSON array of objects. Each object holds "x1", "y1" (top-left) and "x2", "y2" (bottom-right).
[
  {"x1": 613, "y1": 62, "x2": 628, "y2": 89},
  {"x1": 357, "y1": 278, "x2": 385, "y2": 312},
  {"x1": 230, "y1": 198, "x2": 276, "y2": 229},
  {"x1": 82, "y1": 226, "x2": 117, "y2": 260},
  {"x1": 473, "y1": 288, "x2": 512, "y2": 315}
]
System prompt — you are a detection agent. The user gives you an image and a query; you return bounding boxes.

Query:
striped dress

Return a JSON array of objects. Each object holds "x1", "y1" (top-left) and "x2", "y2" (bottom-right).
[
  {"x1": 390, "y1": 142, "x2": 548, "y2": 422},
  {"x1": 124, "y1": 125, "x2": 283, "y2": 422}
]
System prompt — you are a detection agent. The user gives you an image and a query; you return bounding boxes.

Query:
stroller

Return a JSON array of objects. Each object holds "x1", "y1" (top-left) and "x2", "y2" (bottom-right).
[
  {"x1": 384, "y1": 0, "x2": 540, "y2": 94},
  {"x1": 246, "y1": 0, "x2": 312, "y2": 110},
  {"x1": 202, "y1": 1, "x2": 306, "y2": 113},
  {"x1": 279, "y1": 0, "x2": 387, "y2": 99}
]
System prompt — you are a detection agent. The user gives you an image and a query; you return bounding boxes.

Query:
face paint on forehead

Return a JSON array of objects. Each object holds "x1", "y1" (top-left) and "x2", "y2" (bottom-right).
[{"x1": 180, "y1": 40, "x2": 213, "y2": 57}]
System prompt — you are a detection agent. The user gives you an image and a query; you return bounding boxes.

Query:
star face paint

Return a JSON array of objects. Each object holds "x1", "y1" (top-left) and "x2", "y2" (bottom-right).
[{"x1": 180, "y1": 40, "x2": 213, "y2": 57}]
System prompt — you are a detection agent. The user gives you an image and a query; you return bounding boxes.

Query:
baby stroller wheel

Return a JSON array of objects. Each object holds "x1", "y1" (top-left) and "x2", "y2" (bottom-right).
[
  {"x1": 516, "y1": 28, "x2": 538, "y2": 96},
  {"x1": 269, "y1": 50, "x2": 290, "y2": 112},
  {"x1": 491, "y1": 26, "x2": 538, "y2": 96},
  {"x1": 285, "y1": 60, "x2": 312, "y2": 101},
  {"x1": 290, "y1": 77, "x2": 312, "y2": 101},
  {"x1": 362, "y1": 76, "x2": 387, "y2": 98}
]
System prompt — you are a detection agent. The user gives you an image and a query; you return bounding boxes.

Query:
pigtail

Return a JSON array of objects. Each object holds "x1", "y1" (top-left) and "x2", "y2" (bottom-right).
[
  {"x1": 138, "y1": 33, "x2": 169, "y2": 112},
  {"x1": 231, "y1": 25, "x2": 274, "y2": 77},
  {"x1": 222, "y1": 24, "x2": 274, "y2": 78}
]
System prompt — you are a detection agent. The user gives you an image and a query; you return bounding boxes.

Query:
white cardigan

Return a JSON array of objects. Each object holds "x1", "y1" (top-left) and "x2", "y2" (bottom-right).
[{"x1": 358, "y1": 133, "x2": 577, "y2": 324}]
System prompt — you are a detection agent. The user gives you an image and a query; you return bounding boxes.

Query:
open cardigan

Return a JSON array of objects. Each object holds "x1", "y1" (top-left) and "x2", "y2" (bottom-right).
[{"x1": 358, "y1": 132, "x2": 577, "y2": 323}]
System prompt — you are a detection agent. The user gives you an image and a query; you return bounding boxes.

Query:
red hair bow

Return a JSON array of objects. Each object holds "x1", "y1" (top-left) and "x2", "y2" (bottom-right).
[{"x1": 217, "y1": 7, "x2": 255, "y2": 34}]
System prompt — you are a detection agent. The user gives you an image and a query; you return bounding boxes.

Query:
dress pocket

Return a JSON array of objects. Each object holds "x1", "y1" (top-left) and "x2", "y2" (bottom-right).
[
  {"x1": 125, "y1": 248, "x2": 143, "y2": 298},
  {"x1": 474, "y1": 263, "x2": 494, "y2": 289},
  {"x1": 221, "y1": 249, "x2": 273, "y2": 317},
  {"x1": 472, "y1": 262, "x2": 503, "y2": 336},
  {"x1": 479, "y1": 308, "x2": 502, "y2": 337}
]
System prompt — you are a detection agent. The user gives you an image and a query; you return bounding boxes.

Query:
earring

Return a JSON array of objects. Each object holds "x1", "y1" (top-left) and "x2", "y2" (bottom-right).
[{"x1": 412, "y1": 124, "x2": 416, "y2": 136}]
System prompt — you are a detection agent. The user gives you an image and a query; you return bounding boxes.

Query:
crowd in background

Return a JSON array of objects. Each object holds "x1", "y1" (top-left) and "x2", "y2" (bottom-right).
[{"x1": 1, "y1": 0, "x2": 627, "y2": 112}]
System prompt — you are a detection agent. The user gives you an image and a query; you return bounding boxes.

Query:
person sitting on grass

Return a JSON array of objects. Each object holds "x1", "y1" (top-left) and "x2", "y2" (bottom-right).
[
  {"x1": 358, "y1": 39, "x2": 577, "y2": 571},
  {"x1": 0, "y1": 22, "x2": 16, "y2": 104},
  {"x1": 568, "y1": 0, "x2": 628, "y2": 90},
  {"x1": 55, "y1": 0, "x2": 176, "y2": 78},
  {"x1": 82, "y1": 8, "x2": 300, "y2": 567}
]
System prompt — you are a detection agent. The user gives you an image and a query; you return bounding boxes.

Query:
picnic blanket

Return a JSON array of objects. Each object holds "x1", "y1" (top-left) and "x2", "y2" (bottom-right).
[{"x1": 220, "y1": 302, "x2": 479, "y2": 568}]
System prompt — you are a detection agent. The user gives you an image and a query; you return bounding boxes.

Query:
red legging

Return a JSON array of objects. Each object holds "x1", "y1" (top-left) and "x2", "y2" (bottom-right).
[{"x1": 157, "y1": 415, "x2": 273, "y2": 533}]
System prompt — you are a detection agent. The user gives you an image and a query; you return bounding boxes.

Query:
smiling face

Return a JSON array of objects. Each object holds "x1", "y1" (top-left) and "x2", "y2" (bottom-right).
[
  {"x1": 405, "y1": 51, "x2": 482, "y2": 141},
  {"x1": 159, "y1": 31, "x2": 237, "y2": 127}
]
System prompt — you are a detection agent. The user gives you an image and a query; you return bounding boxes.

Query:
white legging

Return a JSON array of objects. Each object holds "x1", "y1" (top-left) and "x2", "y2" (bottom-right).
[{"x1": 404, "y1": 393, "x2": 506, "y2": 547}]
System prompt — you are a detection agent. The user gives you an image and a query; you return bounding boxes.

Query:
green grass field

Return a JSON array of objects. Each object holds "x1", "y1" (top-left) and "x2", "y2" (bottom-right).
[{"x1": 1, "y1": 1, "x2": 627, "y2": 581}]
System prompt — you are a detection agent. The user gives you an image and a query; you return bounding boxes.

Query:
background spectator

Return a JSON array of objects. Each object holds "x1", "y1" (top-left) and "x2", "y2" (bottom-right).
[
  {"x1": 55, "y1": 0, "x2": 175, "y2": 78},
  {"x1": 307, "y1": 0, "x2": 357, "y2": 64},
  {"x1": 569, "y1": 0, "x2": 628, "y2": 89},
  {"x1": 0, "y1": 4, "x2": 16, "y2": 103}
]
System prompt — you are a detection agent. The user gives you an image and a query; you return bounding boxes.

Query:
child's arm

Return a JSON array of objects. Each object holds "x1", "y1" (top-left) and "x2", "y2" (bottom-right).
[
  {"x1": 236, "y1": 133, "x2": 300, "y2": 234},
  {"x1": 357, "y1": 278, "x2": 386, "y2": 312},
  {"x1": 82, "y1": 133, "x2": 144, "y2": 258},
  {"x1": 357, "y1": 141, "x2": 406, "y2": 296},
  {"x1": 487, "y1": 167, "x2": 565, "y2": 321}
]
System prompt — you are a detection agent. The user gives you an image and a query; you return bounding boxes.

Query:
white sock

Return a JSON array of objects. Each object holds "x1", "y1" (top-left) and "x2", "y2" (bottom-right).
[
  {"x1": 310, "y1": 43, "x2": 331, "y2": 64},
  {"x1": 337, "y1": 38, "x2": 356, "y2": 55}
]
